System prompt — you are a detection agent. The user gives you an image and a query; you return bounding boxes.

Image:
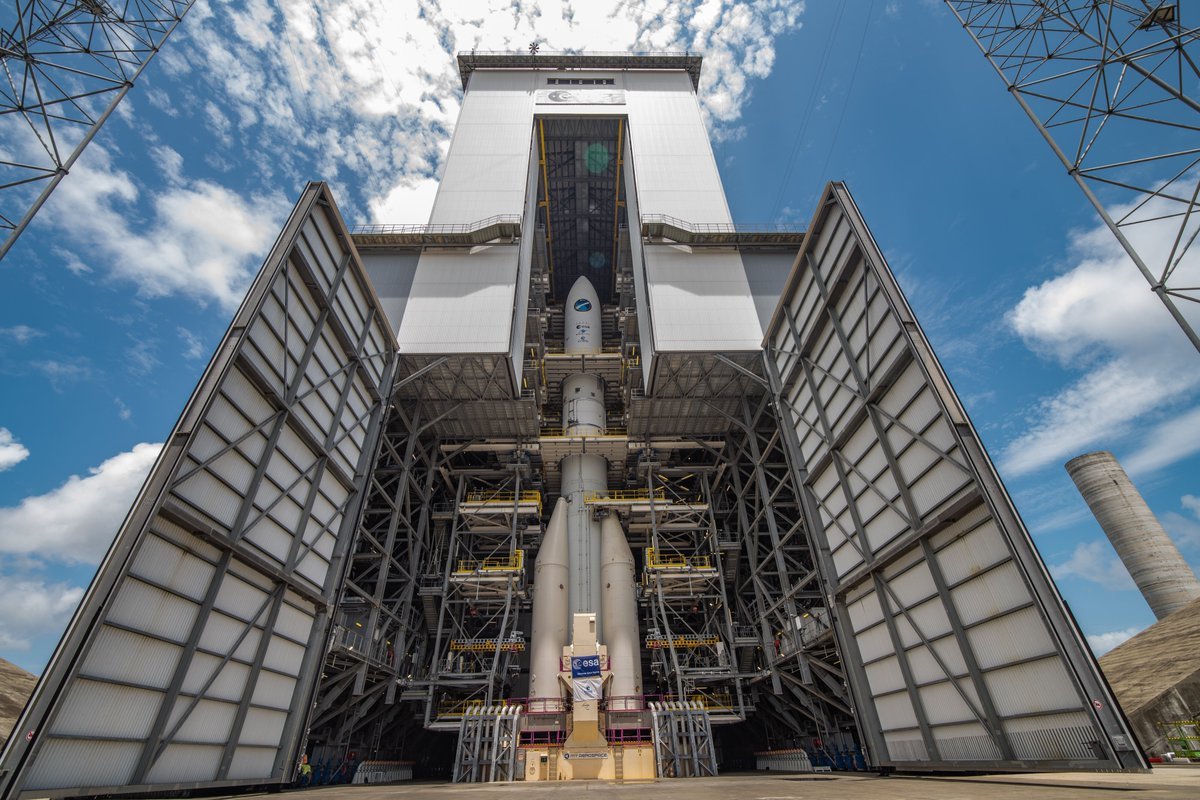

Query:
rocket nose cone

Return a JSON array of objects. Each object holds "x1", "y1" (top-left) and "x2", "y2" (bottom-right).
[
  {"x1": 568, "y1": 276, "x2": 599, "y2": 310},
  {"x1": 565, "y1": 276, "x2": 601, "y2": 354}
]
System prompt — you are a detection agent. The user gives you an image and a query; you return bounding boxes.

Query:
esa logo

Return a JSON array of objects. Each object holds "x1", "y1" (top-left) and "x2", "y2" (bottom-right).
[{"x1": 573, "y1": 299, "x2": 592, "y2": 312}]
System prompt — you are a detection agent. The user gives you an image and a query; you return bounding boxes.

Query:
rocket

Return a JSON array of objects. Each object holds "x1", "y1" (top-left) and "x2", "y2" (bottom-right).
[{"x1": 528, "y1": 277, "x2": 643, "y2": 712}]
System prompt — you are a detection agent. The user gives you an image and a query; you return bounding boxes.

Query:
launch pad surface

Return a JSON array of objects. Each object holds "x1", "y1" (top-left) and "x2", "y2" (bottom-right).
[{"x1": 221, "y1": 769, "x2": 1200, "y2": 800}]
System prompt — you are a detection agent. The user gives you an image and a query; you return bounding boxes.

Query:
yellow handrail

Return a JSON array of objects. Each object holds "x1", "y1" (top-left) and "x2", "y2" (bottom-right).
[
  {"x1": 584, "y1": 488, "x2": 666, "y2": 504},
  {"x1": 645, "y1": 634, "x2": 720, "y2": 649},
  {"x1": 454, "y1": 550, "x2": 525, "y2": 574},
  {"x1": 644, "y1": 548, "x2": 712, "y2": 570},
  {"x1": 464, "y1": 490, "x2": 542, "y2": 515}
]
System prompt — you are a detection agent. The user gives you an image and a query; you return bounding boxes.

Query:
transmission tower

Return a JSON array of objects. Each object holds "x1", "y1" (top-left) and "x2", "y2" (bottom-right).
[
  {"x1": 946, "y1": 1, "x2": 1200, "y2": 353},
  {"x1": 0, "y1": 0, "x2": 197, "y2": 260}
]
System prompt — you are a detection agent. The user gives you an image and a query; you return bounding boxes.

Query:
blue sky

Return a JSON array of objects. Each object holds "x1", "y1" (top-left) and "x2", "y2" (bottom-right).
[{"x1": 0, "y1": 0, "x2": 1197, "y2": 674}]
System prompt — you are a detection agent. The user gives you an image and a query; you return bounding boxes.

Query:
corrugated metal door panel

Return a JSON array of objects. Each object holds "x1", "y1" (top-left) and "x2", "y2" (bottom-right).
[
  {"x1": 0, "y1": 184, "x2": 396, "y2": 796},
  {"x1": 768, "y1": 183, "x2": 1145, "y2": 771},
  {"x1": 984, "y1": 657, "x2": 1081, "y2": 717},
  {"x1": 167, "y1": 697, "x2": 237, "y2": 743},
  {"x1": 180, "y1": 654, "x2": 252, "y2": 703},
  {"x1": 912, "y1": 681, "x2": 979, "y2": 729},
  {"x1": 933, "y1": 722, "x2": 1002, "y2": 760},
  {"x1": 250, "y1": 671, "x2": 297, "y2": 710},
  {"x1": 227, "y1": 747, "x2": 278, "y2": 780},
  {"x1": 240, "y1": 707, "x2": 288, "y2": 747},
  {"x1": 864, "y1": 656, "x2": 907, "y2": 695},
  {"x1": 54, "y1": 680, "x2": 160, "y2": 738},
  {"x1": 24, "y1": 740, "x2": 141, "y2": 789},
  {"x1": 146, "y1": 744, "x2": 223, "y2": 784},
  {"x1": 874, "y1": 690, "x2": 919, "y2": 731},
  {"x1": 130, "y1": 534, "x2": 218, "y2": 602},
  {"x1": 108, "y1": 580, "x2": 199, "y2": 643},
  {"x1": 80, "y1": 627, "x2": 181, "y2": 689},
  {"x1": 965, "y1": 606, "x2": 1057, "y2": 669}
]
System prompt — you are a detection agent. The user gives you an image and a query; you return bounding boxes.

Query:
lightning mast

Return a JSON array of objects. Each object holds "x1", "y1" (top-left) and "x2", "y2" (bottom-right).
[
  {"x1": 945, "y1": 1, "x2": 1200, "y2": 353},
  {"x1": 0, "y1": 0, "x2": 197, "y2": 260}
]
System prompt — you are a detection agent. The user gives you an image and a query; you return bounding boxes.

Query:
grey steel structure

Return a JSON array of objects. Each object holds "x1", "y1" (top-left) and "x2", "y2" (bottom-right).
[
  {"x1": 0, "y1": 53, "x2": 1146, "y2": 797},
  {"x1": 945, "y1": 0, "x2": 1200, "y2": 353},
  {"x1": 0, "y1": 0, "x2": 197, "y2": 260},
  {"x1": 1066, "y1": 451, "x2": 1200, "y2": 620}
]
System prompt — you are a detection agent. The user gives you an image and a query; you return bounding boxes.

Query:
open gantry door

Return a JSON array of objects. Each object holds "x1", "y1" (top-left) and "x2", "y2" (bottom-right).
[
  {"x1": 765, "y1": 183, "x2": 1146, "y2": 772},
  {"x1": 0, "y1": 183, "x2": 396, "y2": 798}
]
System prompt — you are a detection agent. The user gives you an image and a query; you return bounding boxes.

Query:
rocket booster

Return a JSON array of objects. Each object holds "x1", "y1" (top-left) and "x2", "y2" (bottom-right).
[{"x1": 529, "y1": 498, "x2": 568, "y2": 707}]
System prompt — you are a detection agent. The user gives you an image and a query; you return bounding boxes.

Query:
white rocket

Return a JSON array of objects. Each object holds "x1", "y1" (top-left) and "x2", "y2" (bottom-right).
[{"x1": 529, "y1": 276, "x2": 643, "y2": 710}]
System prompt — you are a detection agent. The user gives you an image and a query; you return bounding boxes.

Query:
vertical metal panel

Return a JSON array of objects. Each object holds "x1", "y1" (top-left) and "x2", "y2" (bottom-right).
[
  {"x1": 396, "y1": 248, "x2": 521, "y2": 355},
  {"x1": 642, "y1": 247, "x2": 764, "y2": 353},
  {"x1": 0, "y1": 183, "x2": 397, "y2": 797},
  {"x1": 766, "y1": 183, "x2": 1146, "y2": 771}
]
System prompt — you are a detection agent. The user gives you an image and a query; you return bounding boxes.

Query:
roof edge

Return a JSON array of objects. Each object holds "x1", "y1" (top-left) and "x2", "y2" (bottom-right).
[{"x1": 456, "y1": 51, "x2": 703, "y2": 90}]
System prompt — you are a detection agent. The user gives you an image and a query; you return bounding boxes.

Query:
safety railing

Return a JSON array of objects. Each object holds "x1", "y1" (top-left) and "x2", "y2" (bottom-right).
[
  {"x1": 453, "y1": 550, "x2": 525, "y2": 574},
  {"x1": 686, "y1": 690, "x2": 734, "y2": 711},
  {"x1": 644, "y1": 548, "x2": 712, "y2": 570},
  {"x1": 449, "y1": 637, "x2": 526, "y2": 653},
  {"x1": 463, "y1": 489, "x2": 542, "y2": 514},
  {"x1": 645, "y1": 633, "x2": 720, "y2": 649},
  {"x1": 351, "y1": 215, "x2": 520, "y2": 236},
  {"x1": 583, "y1": 488, "x2": 666, "y2": 505},
  {"x1": 641, "y1": 214, "x2": 806, "y2": 234}
]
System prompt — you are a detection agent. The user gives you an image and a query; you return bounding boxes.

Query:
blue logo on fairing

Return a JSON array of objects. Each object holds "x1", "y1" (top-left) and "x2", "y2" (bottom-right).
[{"x1": 573, "y1": 299, "x2": 592, "y2": 312}]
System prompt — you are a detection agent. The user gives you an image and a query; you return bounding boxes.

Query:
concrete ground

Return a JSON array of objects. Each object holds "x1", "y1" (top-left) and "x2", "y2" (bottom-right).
[{"x1": 250, "y1": 766, "x2": 1200, "y2": 800}]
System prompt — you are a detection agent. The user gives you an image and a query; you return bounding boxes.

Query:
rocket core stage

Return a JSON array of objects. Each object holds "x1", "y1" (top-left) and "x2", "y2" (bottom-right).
[{"x1": 528, "y1": 276, "x2": 643, "y2": 715}]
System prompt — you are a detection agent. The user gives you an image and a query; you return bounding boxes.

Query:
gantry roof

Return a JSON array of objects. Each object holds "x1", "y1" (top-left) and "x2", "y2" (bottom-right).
[{"x1": 456, "y1": 51, "x2": 704, "y2": 90}]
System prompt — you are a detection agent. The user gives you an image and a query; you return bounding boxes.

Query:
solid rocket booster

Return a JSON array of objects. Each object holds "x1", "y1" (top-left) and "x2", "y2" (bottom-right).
[
  {"x1": 600, "y1": 514, "x2": 642, "y2": 709},
  {"x1": 529, "y1": 498, "x2": 568, "y2": 706}
]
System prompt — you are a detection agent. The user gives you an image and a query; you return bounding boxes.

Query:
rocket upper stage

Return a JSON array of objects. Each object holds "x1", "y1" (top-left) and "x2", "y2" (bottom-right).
[{"x1": 565, "y1": 276, "x2": 601, "y2": 355}]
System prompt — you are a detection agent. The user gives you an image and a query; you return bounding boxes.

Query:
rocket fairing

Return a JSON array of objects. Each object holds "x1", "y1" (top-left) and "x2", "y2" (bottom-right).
[{"x1": 565, "y1": 276, "x2": 601, "y2": 355}]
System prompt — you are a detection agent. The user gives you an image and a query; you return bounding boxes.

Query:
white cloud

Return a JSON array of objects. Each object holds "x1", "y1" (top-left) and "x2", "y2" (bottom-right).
[
  {"x1": 0, "y1": 429, "x2": 30, "y2": 471},
  {"x1": 177, "y1": 327, "x2": 205, "y2": 359},
  {"x1": 1001, "y1": 199, "x2": 1200, "y2": 477},
  {"x1": 0, "y1": 443, "x2": 162, "y2": 565},
  {"x1": 126, "y1": 338, "x2": 161, "y2": 376},
  {"x1": 368, "y1": 177, "x2": 441, "y2": 223},
  {"x1": 0, "y1": 325, "x2": 43, "y2": 344},
  {"x1": 1050, "y1": 540, "x2": 1136, "y2": 591},
  {"x1": 175, "y1": 1, "x2": 804, "y2": 222},
  {"x1": 43, "y1": 144, "x2": 289, "y2": 311},
  {"x1": 1123, "y1": 406, "x2": 1200, "y2": 476},
  {"x1": 1087, "y1": 626, "x2": 1142, "y2": 657},
  {"x1": 0, "y1": 576, "x2": 85, "y2": 652},
  {"x1": 33, "y1": 359, "x2": 93, "y2": 391},
  {"x1": 114, "y1": 397, "x2": 133, "y2": 421},
  {"x1": 1162, "y1": 494, "x2": 1200, "y2": 550}
]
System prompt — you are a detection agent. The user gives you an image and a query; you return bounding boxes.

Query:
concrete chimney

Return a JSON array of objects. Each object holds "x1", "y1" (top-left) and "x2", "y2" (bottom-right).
[{"x1": 1066, "y1": 451, "x2": 1200, "y2": 620}]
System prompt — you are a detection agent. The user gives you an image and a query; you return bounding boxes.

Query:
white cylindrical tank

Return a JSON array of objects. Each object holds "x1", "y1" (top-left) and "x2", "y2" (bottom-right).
[
  {"x1": 562, "y1": 373, "x2": 606, "y2": 435},
  {"x1": 530, "y1": 498, "x2": 569, "y2": 705},
  {"x1": 1066, "y1": 451, "x2": 1200, "y2": 620},
  {"x1": 600, "y1": 514, "x2": 642, "y2": 710},
  {"x1": 565, "y1": 276, "x2": 601, "y2": 355},
  {"x1": 561, "y1": 453, "x2": 608, "y2": 636}
]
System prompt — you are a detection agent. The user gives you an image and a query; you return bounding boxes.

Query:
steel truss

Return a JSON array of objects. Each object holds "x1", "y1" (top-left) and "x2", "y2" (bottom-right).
[
  {"x1": 0, "y1": 0, "x2": 197, "y2": 259},
  {"x1": 946, "y1": 0, "x2": 1200, "y2": 352}
]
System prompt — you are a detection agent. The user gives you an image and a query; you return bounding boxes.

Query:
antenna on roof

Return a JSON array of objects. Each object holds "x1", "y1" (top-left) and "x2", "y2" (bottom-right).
[{"x1": 529, "y1": 41, "x2": 540, "y2": 54}]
